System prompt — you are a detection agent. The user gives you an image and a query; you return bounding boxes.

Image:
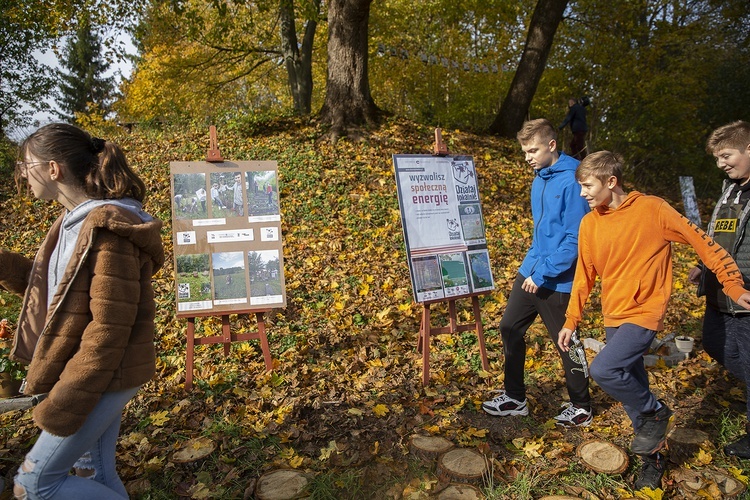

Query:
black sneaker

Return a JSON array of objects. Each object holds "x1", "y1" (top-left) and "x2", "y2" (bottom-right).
[
  {"x1": 724, "y1": 434, "x2": 750, "y2": 459},
  {"x1": 634, "y1": 453, "x2": 664, "y2": 490},
  {"x1": 631, "y1": 401, "x2": 674, "y2": 455}
]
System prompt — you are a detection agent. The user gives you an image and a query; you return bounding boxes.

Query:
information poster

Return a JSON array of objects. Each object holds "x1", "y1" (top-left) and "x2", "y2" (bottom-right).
[
  {"x1": 170, "y1": 160, "x2": 286, "y2": 315},
  {"x1": 393, "y1": 154, "x2": 495, "y2": 302}
]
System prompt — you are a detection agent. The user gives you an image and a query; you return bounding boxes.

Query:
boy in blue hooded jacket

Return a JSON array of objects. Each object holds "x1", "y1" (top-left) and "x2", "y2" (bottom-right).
[{"x1": 483, "y1": 118, "x2": 592, "y2": 426}]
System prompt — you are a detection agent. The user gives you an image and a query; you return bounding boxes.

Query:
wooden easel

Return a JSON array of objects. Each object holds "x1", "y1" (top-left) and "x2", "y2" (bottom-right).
[
  {"x1": 418, "y1": 294, "x2": 489, "y2": 386},
  {"x1": 181, "y1": 126, "x2": 273, "y2": 390},
  {"x1": 414, "y1": 129, "x2": 489, "y2": 385},
  {"x1": 183, "y1": 310, "x2": 273, "y2": 390}
]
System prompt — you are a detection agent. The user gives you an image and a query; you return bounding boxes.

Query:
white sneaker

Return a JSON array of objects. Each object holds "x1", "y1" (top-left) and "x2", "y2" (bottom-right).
[
  {"x1": 554, "y1": 402, "x2": 593, "y2": 427},
  {"x1": 482, "y1": 390, "x2": 529, "y2": 416}
]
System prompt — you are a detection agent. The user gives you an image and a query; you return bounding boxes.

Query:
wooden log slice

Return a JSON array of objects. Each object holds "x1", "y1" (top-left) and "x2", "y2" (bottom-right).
[
  {"x1": 666, "y1": 427, "x2": 711, "y2": 465},
  {"x1": 171, "y1": 436, "x2": 216, "y2": 464},
  {"x1": 539, "y1": 497, "x2": 587, "y2": 500},
  {"x1": 576, "y1": 439, "x2": 629, "y2": 474},
  {"x1": 409, "y1": 434, "x2": 454, "y2": 462},
  {"x1": 703, "y1": 469, "x2": 746, "y2": 498},
  {"x1": 437, "y1": 448, "x2": 488, "y2": 485},
  {"x1": 255, "y1": 469, "x2": 311, "y2": 500},
  {"x1": 435, "y1": 483, "x2": 484, "y2": 500}
]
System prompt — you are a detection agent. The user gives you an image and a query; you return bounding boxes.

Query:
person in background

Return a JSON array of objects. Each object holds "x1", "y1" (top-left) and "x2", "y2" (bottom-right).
[
  {"x1": 1, "y1": 123, "x2": 164, "y2": 498},
  {"x1": 482, "y1": 118, "x2": 593, "y2": 427},
  {"x1": 559, "y1": 150, "x2": 750, "y2": 490},
  {"x1": 689, "y1": 120, "x2": 750, "y2": 459},
  {"x1": 559, "y1": 98, "x2": 589, "y2": 160}
]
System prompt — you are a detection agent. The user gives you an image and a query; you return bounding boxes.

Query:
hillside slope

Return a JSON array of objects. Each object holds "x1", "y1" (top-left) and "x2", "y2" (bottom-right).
[{"x1": 0, "y1": 118, "x2": 744, "y2": 499}]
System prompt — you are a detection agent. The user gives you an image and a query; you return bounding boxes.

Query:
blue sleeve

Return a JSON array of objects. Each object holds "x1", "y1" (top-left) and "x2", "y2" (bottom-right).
[{"x1": 530, "y1": 182, "x2": 588, "y2": 285}]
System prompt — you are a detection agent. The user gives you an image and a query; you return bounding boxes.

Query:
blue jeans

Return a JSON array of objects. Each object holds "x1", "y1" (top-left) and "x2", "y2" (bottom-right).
[
  {"x1": 589, "y1": 323, "x2": 659, "y2": 430},
  {"x1": 702, "y1": 306, "x2": 750, "y2": 420},
  {"x1": 14, "y1": 387, "x2": 139, "y2": 499}
]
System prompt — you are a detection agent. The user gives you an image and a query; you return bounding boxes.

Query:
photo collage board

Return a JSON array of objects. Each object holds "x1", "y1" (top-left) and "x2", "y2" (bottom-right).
[
  {"x1": 170, "y1": 160, "x2": 286, "y2": 316},
  {"x1": 393, "y1": 154, "x2": 495, "y2": 303}
]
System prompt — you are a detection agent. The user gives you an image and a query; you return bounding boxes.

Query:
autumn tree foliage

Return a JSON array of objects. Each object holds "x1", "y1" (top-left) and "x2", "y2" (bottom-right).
[{"x1": 56, "y1": 16, "x2": 115, "y2": 122}]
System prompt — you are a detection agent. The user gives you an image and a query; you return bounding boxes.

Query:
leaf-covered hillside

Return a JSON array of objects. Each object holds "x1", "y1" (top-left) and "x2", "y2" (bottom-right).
[{"x1": 0, "y1": 119, "x2": 746, "y2": 499}]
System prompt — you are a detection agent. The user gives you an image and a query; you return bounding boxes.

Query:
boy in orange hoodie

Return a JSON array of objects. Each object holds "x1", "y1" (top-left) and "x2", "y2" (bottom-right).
[{"x1": 558, "y1": 151, "x2": 750, "y2": 491}]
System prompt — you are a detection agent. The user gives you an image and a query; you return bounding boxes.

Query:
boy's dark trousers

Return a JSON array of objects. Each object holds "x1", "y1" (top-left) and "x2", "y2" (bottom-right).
[
  {"x1": 590, "y1": 323, "x2": 660, "y2": 429},
  {"x1": 499, "y1": 273, "x2": 591, "y2": 408},
  {"x1": 702, "y1": 305, "x2": 750, "y2": 421}
]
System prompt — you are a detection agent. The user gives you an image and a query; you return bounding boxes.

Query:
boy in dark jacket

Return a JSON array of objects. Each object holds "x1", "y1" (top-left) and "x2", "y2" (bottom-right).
[
  {"x1": 689, "y1": 120, "x2": 750, "y2": 459},
  {"x1": 559, "y1": 98, "x2": 589, "y2": 160},
  {"x1": 483, "y1": 118, "x2": 592, "y2": 427}
]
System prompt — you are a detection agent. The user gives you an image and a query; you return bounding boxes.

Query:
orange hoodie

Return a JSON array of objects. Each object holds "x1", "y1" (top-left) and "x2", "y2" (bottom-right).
[{"x1": 564, "y1": 191, "x2": 748, "y2": 331}]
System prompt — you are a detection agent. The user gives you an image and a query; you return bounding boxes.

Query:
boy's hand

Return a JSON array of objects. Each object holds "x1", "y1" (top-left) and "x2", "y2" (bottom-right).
[
  {"x1": 737, "y1": 293, "x2": 750, "y2": 310},
  {"x1": 522, "y1": 277, "x2": 539, "y2": 294},
  {"x1": 558, "y1": 328, "x2": 574, "y2": 352},
  {"x1": 688, "y1": 266, "x2": 702, "y2": 285}
]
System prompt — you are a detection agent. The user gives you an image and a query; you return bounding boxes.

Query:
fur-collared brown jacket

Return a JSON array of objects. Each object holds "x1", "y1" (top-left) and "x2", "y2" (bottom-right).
[{"x1": 0, "y1": 204, "x2": 164, "y2": 436}]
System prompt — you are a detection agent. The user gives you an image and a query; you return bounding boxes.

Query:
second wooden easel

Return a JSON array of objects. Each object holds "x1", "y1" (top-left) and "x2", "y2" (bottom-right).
[{"x1": 415, "y1": 129, "x2": 490, "y2": 386}]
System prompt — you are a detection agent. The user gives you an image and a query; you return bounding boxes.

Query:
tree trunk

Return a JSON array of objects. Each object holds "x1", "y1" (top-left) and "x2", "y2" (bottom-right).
[
  {"x1": 318, "y1": 0, "x2": 379, "y2": 142},
  {"x1": 488, "y1": 0, "x2": 569, "y2": 137},
  {"x1": 279, "y1": 0, "x2": 319, "y2": 115}
]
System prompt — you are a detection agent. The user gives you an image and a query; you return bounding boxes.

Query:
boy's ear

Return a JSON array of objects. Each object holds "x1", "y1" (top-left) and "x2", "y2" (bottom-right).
[
  {"x1": 548, "y1": 139, "x2": 557, "y2": 151},
  {"x1": 606, "y1": 175, "x2": 618, "y2": 189}
]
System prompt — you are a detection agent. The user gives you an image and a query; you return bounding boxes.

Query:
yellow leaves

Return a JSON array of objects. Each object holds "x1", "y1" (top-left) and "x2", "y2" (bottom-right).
[
  {"x1": 512, "y1": 437, "x2": 544, "y2": 458},
  {"x1": 150, "y1": 410, "x2": 170, "y2": 427},
  {"x1": 319, "y1": 440, "x2": 339, "y2": 461},
  {"x1": 373, "y1": 404, "x2": 390, "y2": 417},
  {"x1": 279, "y1": 447, "x2": 304, "y2": 468},
  {"x1": 729, "y1": 467, "x2": 748, "y2": 484},
  {"x1": 693, "y1": 448, "x2": 713, "y2": 466},
  {"x1": 635, "y1": 487, "x2": 664, "y2": 499},
  {"x1": 358, "y1": 283, "x2": 370, "y2": 296},
  {"x1": 347, "y1": 408, "x2": 364, "y2": 417}
]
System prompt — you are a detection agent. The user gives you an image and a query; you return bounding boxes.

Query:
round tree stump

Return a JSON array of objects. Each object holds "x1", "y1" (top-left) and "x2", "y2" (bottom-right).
[
  {"x1": 576, "y1": 439, "x2": 629, "y2": 474},
  {"x1": 666, "y1": 427, "x2": 711, "y2": 465},
  {"x1": 255, "y1": 469, "x2": 311, "y2": 500},
  {"x1": 539, "y1": 497, "x2": 587, "y2": 500},
  {"x1": 437, "y1": 448, "x2": 488, "y2": 485},
  {"x1": 409, "y1": 434, "x2": 454, "y2": 462},
  {"x1": 171, "y1": 437, "x2": 216, "y2": 464},
  {"x1": 675, "y1": 467, "x2": 745, "y2": 497},
  {"x1": 435, "y1": 483, "x2": 484, "y2": 499}
]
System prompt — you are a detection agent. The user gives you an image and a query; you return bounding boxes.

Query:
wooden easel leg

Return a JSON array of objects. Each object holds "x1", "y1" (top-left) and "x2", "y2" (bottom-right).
[
  {"x1": 186, "y1": 317, "x2": 195, "y2": 391},
  {"x1": 222, "y1": 315, "x2": 231, "y2": 356},
  {"x1": 422, "y1": 305, "x2": 431, "y2": 386},
  {"x1": 448, "y1": 299, "x2": 458, "y2": 332},
  {"x1": 256, "y1": 312, "x2": 273, "y2": 372},
  {"x1": 472, "y1": 296, "x2": 490, "y2": 371}
]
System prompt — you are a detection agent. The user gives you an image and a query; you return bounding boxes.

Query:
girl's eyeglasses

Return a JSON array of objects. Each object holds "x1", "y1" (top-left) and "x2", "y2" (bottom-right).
[{"x1": 16, "y1": 161, "x2": 49, "y2": 174}]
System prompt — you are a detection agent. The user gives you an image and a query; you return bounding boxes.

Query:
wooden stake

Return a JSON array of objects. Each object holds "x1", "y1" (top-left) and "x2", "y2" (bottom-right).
[{"x1": 206, "y1": 125, "x2": 224, "y2": 162}]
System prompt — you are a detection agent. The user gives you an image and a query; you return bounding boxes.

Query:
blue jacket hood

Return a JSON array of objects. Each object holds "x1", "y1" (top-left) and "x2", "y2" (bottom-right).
[{"x1": 518, "y1": 152, "x2": 589, "y2": 292}]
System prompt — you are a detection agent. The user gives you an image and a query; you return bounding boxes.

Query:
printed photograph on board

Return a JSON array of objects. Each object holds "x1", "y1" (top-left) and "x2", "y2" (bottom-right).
[
  {"x1": 468, "y1": 249, "x2": 495, "y2": 293},
  {"x1": 209, "y1": 172, "x2": 236, "y2": 218},
  {"x1": 247, "y1": 170, "x2": 280, "y2": 220},
  {"x1": 176, "y1": 253, "x2": 212, "y2": 311},
  {"x1": 458, "y1": 203, "x2": 486, "y2": 243},
  {"x1": 211, "y1": 251, "x2": 248, "y2": 303},
  {"x1": 248, "y1": 250, "x2": 283, "y2": 304},
  {"x1": 439, "y1": 253, "x2": 470, "y2": 297},
  {"x1": 411, "y1": 255, "x2": 444, "y2": 302},
  {"x1": 173, "y1": 173, "x2": 208, "y2": 220}
]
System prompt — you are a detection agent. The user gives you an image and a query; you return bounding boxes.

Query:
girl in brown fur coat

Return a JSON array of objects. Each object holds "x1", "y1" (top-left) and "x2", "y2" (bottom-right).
[{"x1": 1, "y1": 123, "x2": 164, "y2": 499}]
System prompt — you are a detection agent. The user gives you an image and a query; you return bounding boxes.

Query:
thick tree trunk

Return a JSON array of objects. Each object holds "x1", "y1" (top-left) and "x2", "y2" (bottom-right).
[
  {"x1": 488, "y1": 0, "x2": 569, "y2": 137},
  {"x1": 279, "y1": 0, "x2": 319, "y2": 115},
  {"x1": 318, "y1": 0, "x2": 379, "y2": 141}
]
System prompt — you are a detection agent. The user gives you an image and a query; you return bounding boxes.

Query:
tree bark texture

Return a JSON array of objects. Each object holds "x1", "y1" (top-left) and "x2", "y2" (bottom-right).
[
  {"x1": 318, "y1": 0, "x2": 379, "y2": 140},
  {"x1": 280, "y1": 0, "x2": 319, "y2": 115},
  {"x1": 489, "y1": 0, "x2": 569, "y2": 137}
]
